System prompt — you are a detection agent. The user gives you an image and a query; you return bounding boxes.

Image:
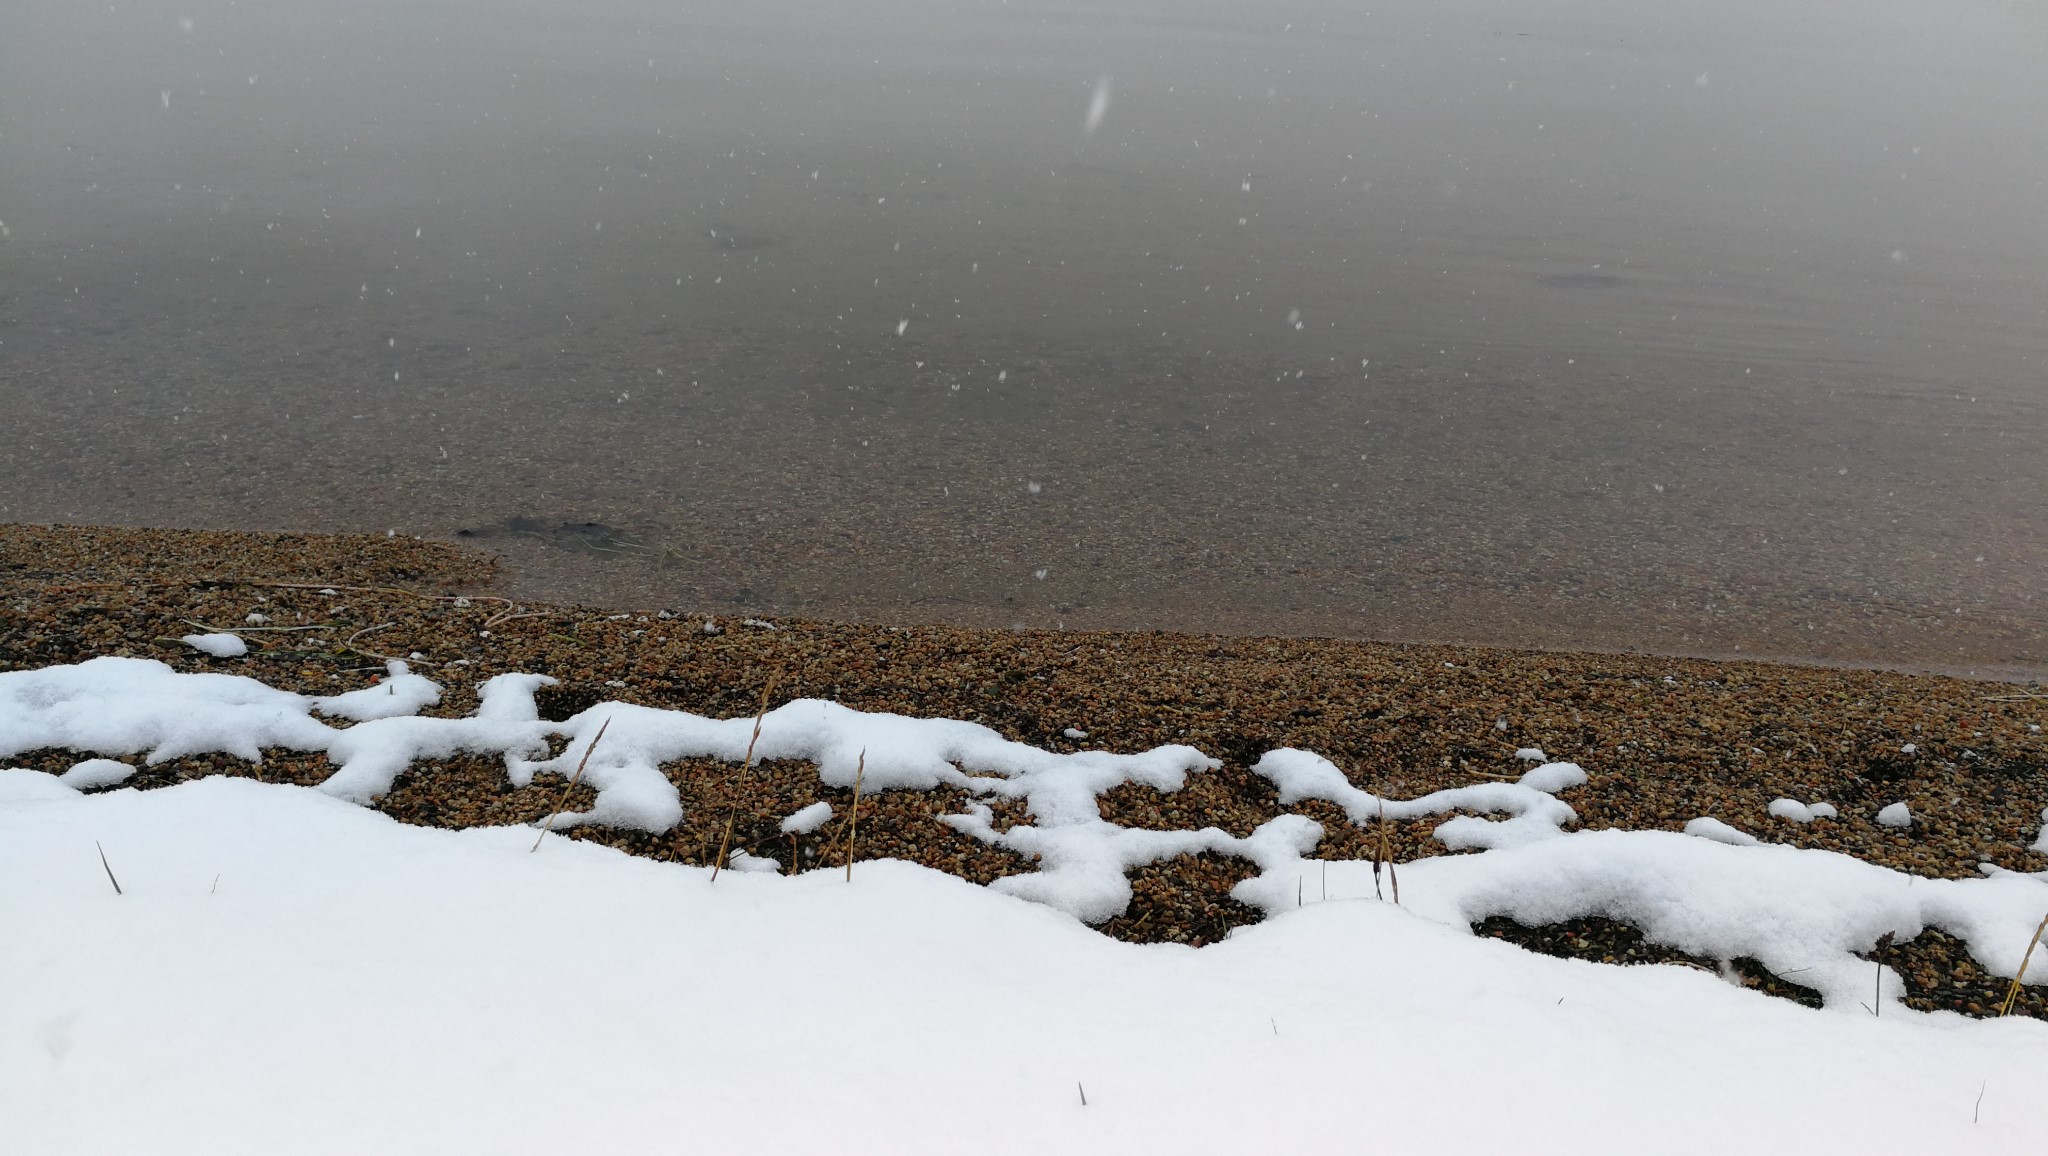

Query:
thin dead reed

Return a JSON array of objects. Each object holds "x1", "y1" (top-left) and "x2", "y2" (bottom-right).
[
  {"x1": 710, "y1": 674, "x2": 781, "y2": 882},
  {"x1": 843, "y1": 748, "x2": 867, "y2": 881},
  {"x1": 1996, "y1": 912, "x2": 2048, "y2": 1017},
  {"x1": 531, "y1": 717, "x2": 612, "y2": 851}
]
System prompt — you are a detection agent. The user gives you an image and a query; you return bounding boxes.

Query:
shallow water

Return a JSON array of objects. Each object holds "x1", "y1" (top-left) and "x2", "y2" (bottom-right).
[{"x1": 3, "y1": 0, "x2": 2044, "y2": 675}]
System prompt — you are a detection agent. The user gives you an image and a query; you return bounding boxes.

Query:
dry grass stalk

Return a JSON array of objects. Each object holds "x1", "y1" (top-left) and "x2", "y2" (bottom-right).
[
  {"x1": 1996, "y1": 911, "x2": 2048, "y2": 1017},
  {"x1": 843, "y1": 748, "x2": 867, "y2": 882},
  {"x1": 1872, "y1": 931, "x2": 1895, "y2": 1017},
  {"x1": 710, "y1": 674, "x2": 781, "y2": 881},
  {"x1": 95, "y1": 840, "x2": 123, "y2": 896},
  {"x1": 531, "y1": 717, "x2": 613, "y2": 852},
  {"x1": 1372, "y1": 794, "x2": 1401, "y2": 905}
]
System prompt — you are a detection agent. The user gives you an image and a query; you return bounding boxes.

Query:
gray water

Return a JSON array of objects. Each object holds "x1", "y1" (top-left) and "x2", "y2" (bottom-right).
[{"x1": 4, "y1": 0, "x2": 2045, "y2": 675}]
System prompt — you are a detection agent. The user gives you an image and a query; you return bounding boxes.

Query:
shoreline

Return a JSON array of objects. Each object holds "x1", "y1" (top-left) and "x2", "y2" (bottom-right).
[
  {"x1": 5, "y1": 520, "x2": 2046, "y2": 1016},
  {"x1": 8, "y1": 518, "x2": 2043, "y2": 686}
]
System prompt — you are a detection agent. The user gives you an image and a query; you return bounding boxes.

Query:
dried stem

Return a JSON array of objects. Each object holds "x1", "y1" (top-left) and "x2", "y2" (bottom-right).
[
  {"x1": 1374, "y1": 794, "x2": 1401, "y2": 905},
  {"x1": 1997, "y1": 911, "x2": 2048, "y2": 1017},
  {"x1": 1872, "y1": 931, "x2": 1895, "y2": 1017},
  {"x1": 710, "y1": 674, "x2": 782, "y2": 881},
  {"x1": 95, "y1": 840, "x2": 123, "y2": 896},
  {"x1": 530, "y1": 718, "x2": 612, "y2": 852},
  {"x1": 843, "y1": 749, "x2": 867, "y2": 882}
]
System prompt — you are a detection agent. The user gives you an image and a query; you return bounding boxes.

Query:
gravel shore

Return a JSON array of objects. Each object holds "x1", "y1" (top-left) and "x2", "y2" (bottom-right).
[{"x1": 4, "y1": 522, "x2": 2043, "y2": 1018}]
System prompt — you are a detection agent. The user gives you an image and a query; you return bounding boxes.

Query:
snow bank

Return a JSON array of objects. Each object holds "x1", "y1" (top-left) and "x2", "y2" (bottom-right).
[
  {"x1": 2, "y1": 778, "x2": 2043, "y2": 1156},
  {"x1": 0, "y1": 768, "x2": 80, "y2": 804},
  {"x1": 5, "y1": 657, "x2": 2046, "y2": 1017}
]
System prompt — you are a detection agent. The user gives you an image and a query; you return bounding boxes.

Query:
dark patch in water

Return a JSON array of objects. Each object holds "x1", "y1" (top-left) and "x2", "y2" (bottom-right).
[{"x1": 455, "y1": 517, "x2": 651, "y2": 557}]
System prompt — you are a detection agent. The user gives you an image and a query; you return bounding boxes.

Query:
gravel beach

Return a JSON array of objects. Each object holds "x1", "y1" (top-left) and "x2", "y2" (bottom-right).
[{"x1": 4, "y1": 522, "x2": 2043, "y2": 1018}]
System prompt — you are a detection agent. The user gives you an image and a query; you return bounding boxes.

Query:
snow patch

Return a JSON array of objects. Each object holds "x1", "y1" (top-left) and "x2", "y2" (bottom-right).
[
  {"x1": 0, "y1": 768, "x2": 80, "y2": 804},
  {"x1": 59, "y1": 758, "x2": 137, "y2": 790},
  {"x1": 181, "y1": 633, "x2": 248, "y2": 658},
  {"x1": 779, "y1": 801, "x2": 833, "y2": 834},
  {"x1": 1251, "y1": 749, "x2": 1582, "y2": 851},
  {"x1": 1684, "y1": 817, "x2": 1761, "y2": 846}
]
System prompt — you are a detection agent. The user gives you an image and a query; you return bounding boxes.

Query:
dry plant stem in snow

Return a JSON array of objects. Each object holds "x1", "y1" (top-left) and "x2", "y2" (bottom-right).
[
  {"x1": 710, "y1": 674, "x2": 780, "y2": 882},
  {"x1": 1373, "y1": 794, "x2": 1401, "y2": 905},
  {"x1": 530, "y1": 717, "x2": 612, "y2": 852},
  {"x1": 1872, "y1": 931, "x2": 1895, "y2": 1017},
  {"x1": 94, "y1": 840, "x2": 123, "y2": 896},
  {"x1": 843, "y1": 748, "x2": 866, "y2": 882},
  {"x1": 1997, "y1": 912, "x2": 2048, "y2": 1017}
]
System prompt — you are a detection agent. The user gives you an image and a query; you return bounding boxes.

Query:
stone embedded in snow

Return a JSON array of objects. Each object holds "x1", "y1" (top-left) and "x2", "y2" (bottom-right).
[
  {"x1": 1684, "y1": 817, "x2": 1761, "y2": 846},
  {"x1": 182, "y1": 633, "x2": 248, "y2": 658},
  {"x1": 60, "y1": 758, "x2": 137, "y2": 789},
  {"x1": 1877, "y1": 802, "x2": 1914, "y2": 829},
  {"x1": 779, "y1": 801, "x2": 833, "y2": 834}
]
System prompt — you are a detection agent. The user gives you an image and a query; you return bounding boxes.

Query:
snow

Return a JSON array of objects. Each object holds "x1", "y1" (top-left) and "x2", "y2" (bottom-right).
[
  {"x1": 1769, "y1": 798, "x2": 1835, "y2": 823},
  {"x1": 1684, "y1": 816, "x2": 1762, "y2": 846},
  {"x1": 1513, "y1": 746, "x2": 1547, "y2": 761},
  {"x1": 180, "y1": 632, "x2": 248, "y2": 657},
  {"x1": 779, "y1": 801, "x2": 833, "y2": 834},
  {"x1": 1252, "y1": 749, "x2": 1583, "y2": 850},
  {"x1": 1770, "y1": 798, "x2": 1813, "y2": 822},
  {"x1": 1878, "y1": 802, "x2": 1915, "y2": 829},
  {"x1": 2036, "y1": 808, "x2": 2048, "y2": 855},
  {"x1": 59, "y1": 758, "x2": 136, "y2": 790},
  {"x1": 724, "y1": 849, "x2": 782, "y2": 874},
  {"x1": 0, "y1": 768, "x2": 79, "y2": 804},
  {"x1": 314, "y1": 660, "x2": 443, "y2": 721},
  {"x1": 4, "y1": 776, "x2": 2044, "y2": 1156}
]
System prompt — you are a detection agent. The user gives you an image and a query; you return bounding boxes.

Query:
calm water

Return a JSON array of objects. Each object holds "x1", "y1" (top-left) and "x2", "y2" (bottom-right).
[{"x1": 4, "y1": 0, "x2": 2045, "y2": 675}]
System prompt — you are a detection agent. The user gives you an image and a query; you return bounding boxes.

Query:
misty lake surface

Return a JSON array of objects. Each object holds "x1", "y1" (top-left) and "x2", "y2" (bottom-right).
[{"x1": 4, "y1": 0, "x2": 2045, "y2": 676}]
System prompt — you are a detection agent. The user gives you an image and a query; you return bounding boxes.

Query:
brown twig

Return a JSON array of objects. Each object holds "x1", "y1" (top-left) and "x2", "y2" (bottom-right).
[
  {"x1": 95, "y1": 841, "x2": 123, "y2": 896},
  {"x1": 1872, "y1": 931, "x2": 1895, "y2": 1017},
  {"x1": 844, "y1": 748, "x2": 867, "y2": 882},
  {"x1": 179, "y1": 618, "x2": 329, "y2": 635},
  {"x1": 232, "y1": 579, "x2": 515, "y2": 608},
  {"x1": 530, "y1": 718, "x2": 613, "y2": 852},
  {"x1": 1460, "y1": 767, "x2": 1520, "y2": 782},
  {"x1": 710, "y1": 674, "x2": 782, "y2": 882},
  {"x1": 1997, "y1": 911, "x2": 2048, "y2": 1017},
  {"x1": 1372, "y1": 793, "x2": 1402, "y2": 904}
]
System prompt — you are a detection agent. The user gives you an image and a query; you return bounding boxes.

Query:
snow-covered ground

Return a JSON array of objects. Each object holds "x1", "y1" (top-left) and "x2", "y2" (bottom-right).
[{"x1": 4, "y1": 658, "x2": 2047, "y2": 1155}]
